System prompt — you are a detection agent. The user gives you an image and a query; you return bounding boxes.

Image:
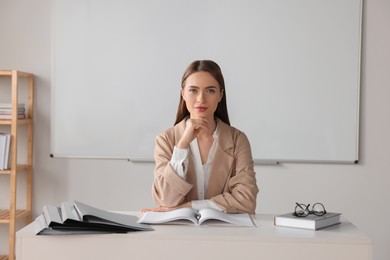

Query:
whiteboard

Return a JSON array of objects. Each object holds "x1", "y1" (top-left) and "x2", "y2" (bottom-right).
[{"x1": 51, "y1": 0, "x2": 362, "y2": 163}]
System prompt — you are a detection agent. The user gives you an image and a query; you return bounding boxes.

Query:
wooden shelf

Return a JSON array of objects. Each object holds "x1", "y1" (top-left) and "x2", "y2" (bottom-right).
[
  {"x1": 0, "y1": 70, "x2": 34, "y2": 260},
  {"x1": 0, "y1": 70, "x2": 33, "y2": 78},
  {"x1": 0, "y1": 119, "x2": 32, "y2": 125},
  {"x1": 0, "y1": 164, "x2": 32, "y2": 175},
  {"x1": 0, "y1": 255, "x2": 9, "y2": 260},
  {"x1": 0, "y1": 210, "x2": 31, "y2": 224}
]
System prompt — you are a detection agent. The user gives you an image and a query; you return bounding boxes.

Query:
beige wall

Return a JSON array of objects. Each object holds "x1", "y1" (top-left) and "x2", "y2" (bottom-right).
[{"x1": 0, "y1": 0, "x2": 389, "y2": 259}]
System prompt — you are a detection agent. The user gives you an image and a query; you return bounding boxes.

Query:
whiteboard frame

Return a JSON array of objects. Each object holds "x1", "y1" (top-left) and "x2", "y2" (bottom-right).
[{"x1": 51, "y1": 0, "x2": 362, "y2": 164}]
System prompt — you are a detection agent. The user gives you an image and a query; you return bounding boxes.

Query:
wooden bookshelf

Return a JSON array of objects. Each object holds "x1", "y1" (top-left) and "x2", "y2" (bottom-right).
[{"x1": 0, "y1": 70, "x2": 34, "y2": 260}]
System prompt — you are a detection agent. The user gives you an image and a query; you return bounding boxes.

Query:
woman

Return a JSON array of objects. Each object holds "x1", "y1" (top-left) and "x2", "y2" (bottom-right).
[{"x1": 150, "y1": 60, "x2": 258, "y2": 214}]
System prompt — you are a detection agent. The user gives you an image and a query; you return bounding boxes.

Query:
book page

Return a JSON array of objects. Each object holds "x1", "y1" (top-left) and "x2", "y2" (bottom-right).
[
  {"x1": 43, "y1": 205, "x2": 63, "y2": 225},
  {"x1": 61, "y1": 201, "x2": 81, "y2": 222},
  {"x1": 34, "y1": 214, "x2": 49, "y2": 235},
  {"x1": 73, "y1": 201, "x2": 152, "y2": 231},
  {"x1": 138, "y1": 208, "x2": 198, "y2": 225},
  {"x1": 198, "y1": 208, "x2": 256, "y2": 227}
]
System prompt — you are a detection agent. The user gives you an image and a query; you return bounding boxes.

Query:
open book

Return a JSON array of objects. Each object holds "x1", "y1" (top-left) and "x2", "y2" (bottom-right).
[
  {"x1": 138, "y1": 208, "x2": 256, "y2": 227},
  {"x1": 35, "y1": 201, "x2": 153, "y2": 235}
]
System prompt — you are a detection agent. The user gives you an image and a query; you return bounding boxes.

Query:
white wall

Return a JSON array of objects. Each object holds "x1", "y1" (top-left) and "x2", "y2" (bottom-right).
[{"x1": 0, "y1": 0, "x2": 389, "y2": 259}]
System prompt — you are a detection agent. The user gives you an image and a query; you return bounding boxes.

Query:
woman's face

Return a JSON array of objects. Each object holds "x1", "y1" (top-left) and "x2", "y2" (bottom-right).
[{"x1": 181, "y1": 71, "x2": 223, "y2": 120}]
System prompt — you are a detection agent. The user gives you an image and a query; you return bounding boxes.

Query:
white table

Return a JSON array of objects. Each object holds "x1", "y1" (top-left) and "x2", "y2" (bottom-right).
[{"x1": 16, "y1": 213, "x2": 372, "y2": 260}]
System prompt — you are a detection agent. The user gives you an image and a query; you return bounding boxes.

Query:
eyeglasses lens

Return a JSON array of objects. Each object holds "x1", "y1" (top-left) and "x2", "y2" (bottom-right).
[
  {"x1": 295, "y1": 204, "x2": 309, "y2": 217},
  {"x1": 312, "y1": 203, "x2": 326, "y2": 216}
]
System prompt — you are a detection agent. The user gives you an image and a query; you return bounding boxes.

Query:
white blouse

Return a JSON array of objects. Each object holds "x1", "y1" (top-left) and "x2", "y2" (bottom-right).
[{"x1": 169, "y1": 128, "x2": 222, "y2": 211}]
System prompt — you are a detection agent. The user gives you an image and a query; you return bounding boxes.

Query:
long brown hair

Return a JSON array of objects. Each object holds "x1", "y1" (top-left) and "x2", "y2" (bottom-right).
[{"x1": 174, "y1": 60, "x2": 230, "y2": 126}]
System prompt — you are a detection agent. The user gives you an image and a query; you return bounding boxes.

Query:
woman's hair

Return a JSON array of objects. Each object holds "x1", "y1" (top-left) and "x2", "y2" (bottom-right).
[{"x1": 174, "y1": 60, "x2": 230, "y2": 126}]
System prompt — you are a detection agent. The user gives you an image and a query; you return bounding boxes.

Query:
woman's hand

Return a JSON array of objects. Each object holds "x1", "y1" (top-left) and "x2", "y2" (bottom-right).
[
  {"x1": 177, "y1": 118, "x2": 213, "y2": 148},
  {"x1": 141, "y1": 202, "x2": 192, "y2": 213}
]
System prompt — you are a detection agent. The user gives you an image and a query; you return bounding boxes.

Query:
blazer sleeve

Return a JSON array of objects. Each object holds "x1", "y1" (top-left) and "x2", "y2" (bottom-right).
[
  {"x1": 211, "y1": 131, "x2": 259, "y2": 214},
  {"x1": 152, "y1": 131, "x2": 193, "y2": 207}
]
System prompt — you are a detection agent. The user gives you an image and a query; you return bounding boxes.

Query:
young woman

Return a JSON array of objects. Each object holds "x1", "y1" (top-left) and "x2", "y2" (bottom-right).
[{"x1": 149, "y1": 60, "x2": 258, "y2": 214}]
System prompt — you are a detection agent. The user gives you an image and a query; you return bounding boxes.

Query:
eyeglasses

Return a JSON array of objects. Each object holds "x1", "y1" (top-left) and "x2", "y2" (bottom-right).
[{"x1": 293, "y1": 202, "x2": 326, "y2": 217}]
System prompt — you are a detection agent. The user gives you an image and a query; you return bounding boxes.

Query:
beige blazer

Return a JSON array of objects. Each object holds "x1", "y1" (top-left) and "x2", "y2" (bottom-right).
[{"x1": 152, "y1": 118, "x2": 259, "y2": 214}]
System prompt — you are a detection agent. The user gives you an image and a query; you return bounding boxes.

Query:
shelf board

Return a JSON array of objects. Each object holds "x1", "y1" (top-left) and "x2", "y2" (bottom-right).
[
  {"x1": 0, "y1": 118, "x2": 32, "y2": 125},
  {"x1": 0, "y1": 209, "x2": 31, "y2": 224},
  {"x1": 0, "y1": 255, "x2": 9, "y2": 260},
  {"x1": 0, "y1": 70, "x2": 33, "y2": 78},
  {"x1": 0, "y1": 164, "x2": 32, "y2": 175}
]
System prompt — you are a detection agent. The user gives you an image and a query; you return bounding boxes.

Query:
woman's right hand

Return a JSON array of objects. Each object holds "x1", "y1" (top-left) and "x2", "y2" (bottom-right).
[
  {"x1": 177, "y1": 118, "x2": 212, "y2": 148},
  {"x1": 141, "y1": 202, "x2": 192, "y2": 213}
]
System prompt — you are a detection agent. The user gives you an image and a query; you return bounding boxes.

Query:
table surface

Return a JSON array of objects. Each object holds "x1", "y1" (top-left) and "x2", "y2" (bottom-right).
[
  {"x1": 16, "y1": 213, "x2": 373, "y2": 260},
  {"x1": 17, "y1": 213, "x2": 371, "y2": 242}
]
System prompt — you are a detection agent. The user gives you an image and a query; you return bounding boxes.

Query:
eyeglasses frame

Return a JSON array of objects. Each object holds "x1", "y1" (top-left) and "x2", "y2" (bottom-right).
[{"x1": 293, "y1": 202, "x2": 327, "y2": 217}]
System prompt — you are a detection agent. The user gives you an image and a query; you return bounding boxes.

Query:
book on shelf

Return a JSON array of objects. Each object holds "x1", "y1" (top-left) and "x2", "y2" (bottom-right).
[
  {"x1": 0, "y1": 134, "x2": 6, "y2": 170},
  {"x1": 0, "y1": 114, "x2": 25, "y2": 120},
  {"x1": 0, "y1": 103, "x2": 25, "y2": 109},
  {"x1": 0, "y1": 103, "x2": 26, "y2": 119},
  {"x1": 274, "y1": 212, "x2": 341, "y2": 230},
  {"x1": 138, "y1": 207, "x2": 256, "y2": 227},
  {"x1": 3, "y1": 133, "x2": 10, "y2": 169},
  {"x1": 0, "y1": 133, "x2": 11, "y2": 170},
  {"x1": 34, "y1": 200, "x2": 154, "y2": 235},
  {"x1": 0, "y1": 108, "x2": 25, "y2": 114}
]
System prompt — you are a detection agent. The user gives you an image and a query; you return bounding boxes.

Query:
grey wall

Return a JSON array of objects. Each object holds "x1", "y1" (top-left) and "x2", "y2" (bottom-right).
[{"x1": 0, "y1": 0, "x2": 389, "y2": 259}]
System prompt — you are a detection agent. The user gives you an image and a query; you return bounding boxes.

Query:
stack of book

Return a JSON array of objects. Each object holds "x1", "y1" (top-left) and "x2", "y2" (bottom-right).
[
  {"x1": 35, "y1": 200, "x2": 154, "y2": 235},
  {"x1": 0, "y1": 133, "x2": 11, "y2": 170},
  {"x1": 0, "y1": 103, "x2": 26, "y2": 120}
]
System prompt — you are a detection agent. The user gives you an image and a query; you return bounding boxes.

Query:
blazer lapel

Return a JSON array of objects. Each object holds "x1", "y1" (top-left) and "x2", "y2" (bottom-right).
[{"x1": 185, "y1": 152, "x2": 198, "y2": 200}]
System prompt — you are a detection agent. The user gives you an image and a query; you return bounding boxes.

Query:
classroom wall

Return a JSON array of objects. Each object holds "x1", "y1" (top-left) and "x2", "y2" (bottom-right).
[{"x1": 0, "y1": 0, "x2": 389, "y2": 259}]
